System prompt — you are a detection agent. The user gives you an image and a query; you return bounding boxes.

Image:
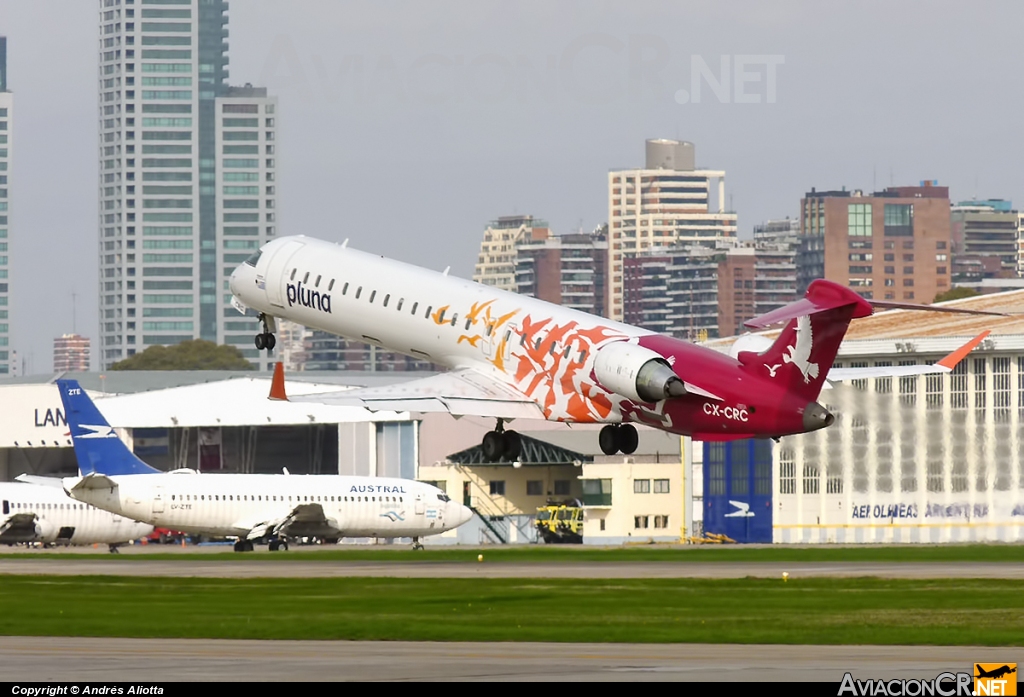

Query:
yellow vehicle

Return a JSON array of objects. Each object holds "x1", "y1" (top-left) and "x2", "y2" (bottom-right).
[{"x1": 535, "y1": 500, "x2": 583, "y2": 544}]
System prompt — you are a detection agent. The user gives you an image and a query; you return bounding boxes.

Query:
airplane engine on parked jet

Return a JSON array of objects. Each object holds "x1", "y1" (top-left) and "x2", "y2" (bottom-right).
[
  {"x1": 593, "y1": 341, "x2": 686, "y2": 403},
  {"x1": 33, "y1": 518, "x2": 57, "y2": 543}
]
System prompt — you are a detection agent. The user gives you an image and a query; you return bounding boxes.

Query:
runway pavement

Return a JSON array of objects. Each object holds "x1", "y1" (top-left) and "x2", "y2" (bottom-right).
[
  {"x1": 0, "y1": 637, "x2": 1015, "y2": 682},
  {"x1": 1, "y1": 557, "x2": 1022, "y2": 578}
]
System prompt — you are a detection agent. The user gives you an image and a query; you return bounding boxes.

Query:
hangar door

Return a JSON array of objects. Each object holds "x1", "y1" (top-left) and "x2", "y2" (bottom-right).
[{"x1": 703, "y1": 439, "x2": 772, "y2": 543}]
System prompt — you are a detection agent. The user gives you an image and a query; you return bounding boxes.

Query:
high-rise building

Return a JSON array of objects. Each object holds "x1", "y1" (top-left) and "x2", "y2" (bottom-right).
[
  {"x1": 97, "y1": 2, "x2": 276, "y2": 370},
  {"x1": 607, "y1": 139, "x2": 737, "y2": 322},
  {"x1": 796, "y1": 183, "x2": 951, "y2": 303},
  {"x1": 514, "y1": 227, "x2": 608, "y2": 316},
  {"x1": 716, "y1": 247, "x2": 756, "y2": 337},
  {"x1": 54, "y1": 334, "x2": 91, "y2": 373},
  {"x1": 0, "y1": 36, "x2": 11, "y2": 375},
  {"x1": 751, "y1": 218, "x2": 800, "y2": 317},
  {"x1": 950, "y1": 199, "x2": 1019, "y2": 282},
  {"x1": 473, "y1": 215, "x2": 551, "y2": 291}
]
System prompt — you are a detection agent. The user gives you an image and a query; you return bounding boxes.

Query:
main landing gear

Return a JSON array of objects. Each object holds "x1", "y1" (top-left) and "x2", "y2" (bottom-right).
[
  {"x1": 233, "y1": 539, "x2": 255, "y2": 553},
  {"x1": 481, "y1": 420, "x2": 522, "y2": 462},
  {"x1": 412, "y1": 537, "x2": 424, "y2": 551},
  {"x1": 599, "y1": 424, "x2": 639, "y2": 456},
  {"x1": 268, "y1": 537, "x2": 289, "y2": 552},
  {"x1": 254, "y1": 313, "x2": 277, "y2": 352}
]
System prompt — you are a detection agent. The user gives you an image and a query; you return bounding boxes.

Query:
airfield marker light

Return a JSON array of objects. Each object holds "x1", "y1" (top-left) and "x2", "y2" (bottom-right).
[
  {"x1": 478, "y1": 554, "x2": 484, "y2": 562},
  {"x1": 783, "y1": 572, "x2": 789, "y2": 582}
]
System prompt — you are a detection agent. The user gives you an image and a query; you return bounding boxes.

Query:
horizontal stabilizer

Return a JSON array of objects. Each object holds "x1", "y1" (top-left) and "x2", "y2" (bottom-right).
[
  {"x1": 827, "y1": 331, "x2": 990, "y2": 382},
  {"x1": 870, "y1": 300, "x2": 1007, "y2": 317},
  {"x1": 745, "y1": 280, "x2": 873, "y2": 329},
  {"x1": 14, "y1": 474, "x2": 65, "y2": 488}
]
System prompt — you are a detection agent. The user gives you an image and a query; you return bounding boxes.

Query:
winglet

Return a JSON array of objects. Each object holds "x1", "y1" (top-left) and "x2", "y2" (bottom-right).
[
  {"x1": 269, "y1": 361, "x2": 289, "y2": 401},
  {"x1": 937, "y1": 331, "x2": 990, "y2": 370}
]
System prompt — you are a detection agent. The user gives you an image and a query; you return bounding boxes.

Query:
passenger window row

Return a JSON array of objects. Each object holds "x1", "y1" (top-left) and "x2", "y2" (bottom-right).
[
  {"x1": 285, "y1": 266, "x2": 589, "y2": 364},
  {"x1": 168, "y1": 493, "x2": 404, "y2": 504},
  {"x1": 9, "y1": 502, "x2": 89, "y2": 511}
]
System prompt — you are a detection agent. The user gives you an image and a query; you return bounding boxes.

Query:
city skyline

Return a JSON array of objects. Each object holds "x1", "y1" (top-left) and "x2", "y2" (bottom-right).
[{"x1": 1, "y1": 1, "x2": 1023, "y2": 373}]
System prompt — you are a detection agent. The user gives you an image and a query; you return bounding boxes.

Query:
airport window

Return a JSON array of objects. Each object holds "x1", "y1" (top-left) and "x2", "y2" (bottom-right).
[
  {"x1": 369, "y1": 291, "x2": 376, "y2": 303},
  {"x1": 634, "y1": 516, "x2": 649, "y2": 529},
  {"x1": 383, "y1": 294, "x2": 390, "y2": 307},
  {"x1": 654, "y1": 515, "x2": 669, "y2": 529},
  {"x1": 653, "y1": 479, "x2": 670, "y2": 494},
  {"x1": 634, "y1": 479, "x2": 651, "y2": 494},
  {"x1": 554, "y1": 480, "x2": 570, "y2": 496},
  {"x1": 526, "y1": 481, "x2": 543, "y2": 496},
  {"x1": 489, "y1": 480, "x2": 506, "y2": 496}
]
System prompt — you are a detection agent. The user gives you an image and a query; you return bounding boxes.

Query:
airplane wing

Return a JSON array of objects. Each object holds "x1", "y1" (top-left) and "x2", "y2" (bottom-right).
[
  {"x1": 826, "y1": 331, "x2": 989, "y2": 384},
  {"x1": 240, "y1": 503, "x2": 341, "y2": 541},
  {"x1": 270, "y1": 364, "x2": 545, "y2": 420}
]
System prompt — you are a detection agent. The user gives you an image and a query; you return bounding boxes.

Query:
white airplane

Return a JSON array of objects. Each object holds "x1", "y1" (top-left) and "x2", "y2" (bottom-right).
[
  {"x1": 0, "y1": 480, "x2": 153, "y2": 552},
  {"x1": 228, "y1": 235, "x2": 993, "y2": 458},
  {"x1": 57, "y1": 380, "x2": 473, "y2": 552}
]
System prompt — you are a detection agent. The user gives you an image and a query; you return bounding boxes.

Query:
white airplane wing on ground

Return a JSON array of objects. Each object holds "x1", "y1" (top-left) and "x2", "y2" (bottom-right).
[{"x1": 270, "y1": 365, "x2": 544, "y2": 420}]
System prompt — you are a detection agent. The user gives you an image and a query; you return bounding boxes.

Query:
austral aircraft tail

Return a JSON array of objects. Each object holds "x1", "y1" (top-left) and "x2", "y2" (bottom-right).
[
  {"x1": 738, "y1": 280, "x2": 874, "y2": 402},
  {"x1": 56, "y1": 379, "x2": 161, "y2": 476}
]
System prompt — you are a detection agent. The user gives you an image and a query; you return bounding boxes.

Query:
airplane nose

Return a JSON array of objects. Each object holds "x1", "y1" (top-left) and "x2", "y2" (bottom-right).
[{"x1": 449, "y1": 502, "x2": 473, "y2": 528}]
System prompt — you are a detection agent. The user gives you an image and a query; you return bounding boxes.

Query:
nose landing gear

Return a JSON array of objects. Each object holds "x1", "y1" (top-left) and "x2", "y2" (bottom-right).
[{"x1": 254, "y1": 313, "x2": 277, "y2": 352}]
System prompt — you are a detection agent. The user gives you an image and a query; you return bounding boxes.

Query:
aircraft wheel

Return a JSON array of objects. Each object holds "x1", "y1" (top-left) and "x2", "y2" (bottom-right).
[
  {"x1": 268, "y1": 540, "x2": 280, "y2": 552},
  {"x1": 254, "y1": 333, "x2": 266, "y2": 350},
  {"x1": 482, "y1": 431, "x2": 504, "y2": 461},
  {"x1": 281, "y1": 540, "x2": 289, "y2": 551},
  {"x1": 619, "y1": 424, "x2": 639, "y2": 455},
  {"x1": 265, "y1": 333, "x2": 277, "y2": 351},
  {"x1": 503, "y1": 430, "x2": 522, "y2": 461},
  {"x1": 599, "y1": 425, "x2": 620, "y2": 455}
]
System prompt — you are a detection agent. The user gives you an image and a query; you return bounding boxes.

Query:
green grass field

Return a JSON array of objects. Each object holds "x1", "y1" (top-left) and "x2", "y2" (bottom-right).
[
  {"x1": 2, "y1": 575, "x2": 1021, "y2": 645},
  {"x1": 2, "y1": 543, "x2": 1023, "y2": 563}
]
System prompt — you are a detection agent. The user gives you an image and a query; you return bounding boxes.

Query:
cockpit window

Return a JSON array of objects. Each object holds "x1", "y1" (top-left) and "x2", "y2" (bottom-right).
[
  {"x1": 437, "y1": 493, "x2": 451, "y2": 502},
  {"x1": 243, "y1": 250, "x2": 262, "y2": 267}
]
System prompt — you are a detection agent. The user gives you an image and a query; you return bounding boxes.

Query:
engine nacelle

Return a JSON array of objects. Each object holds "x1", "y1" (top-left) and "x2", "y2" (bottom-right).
[
  {"x1": 593, "y1": 341, "x2": 686, "y2": 403},
  {"x1": 33, "y1": 517, "x2": 57, "y2": 543}
]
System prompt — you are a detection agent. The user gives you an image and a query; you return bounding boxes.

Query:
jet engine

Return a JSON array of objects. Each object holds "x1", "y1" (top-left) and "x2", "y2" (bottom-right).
[
  {"x1": 33, "y1": 517, "x2": 57, "y2": 543},
  {"x1": 593, "y1": 341, "x2": 686, "y2": 403}
]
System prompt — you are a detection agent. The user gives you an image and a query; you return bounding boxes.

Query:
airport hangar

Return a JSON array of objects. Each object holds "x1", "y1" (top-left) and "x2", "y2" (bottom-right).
[{"x1": 2, "y1": 289, "x2": 1023, "y2": 546}]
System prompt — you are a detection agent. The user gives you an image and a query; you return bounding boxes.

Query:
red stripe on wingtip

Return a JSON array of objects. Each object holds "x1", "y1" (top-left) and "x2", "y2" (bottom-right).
[
  {"x1": 269, "y1": 362, "x2": 289, "y2": 401},
  {"x1": 937, "y1": 330, "x2": 991, "y2": 370}
]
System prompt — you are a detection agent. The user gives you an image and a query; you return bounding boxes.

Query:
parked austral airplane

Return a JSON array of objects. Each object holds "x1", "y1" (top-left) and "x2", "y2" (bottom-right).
[
  {"x1": 0, "y1": 481, "x2": 152, "y2": 552},
  {"x1": 57, "y1": 380, "x2": 473, "y2": 552},
  {"x1": 229, "y1": 235, "x2": 995, "y2": 460}
]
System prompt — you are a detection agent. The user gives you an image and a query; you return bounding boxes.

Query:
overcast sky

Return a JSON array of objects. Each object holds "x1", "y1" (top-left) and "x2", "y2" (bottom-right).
[{"x1": 2, "y1": 0, "x2": 1023, "y2": 374}]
